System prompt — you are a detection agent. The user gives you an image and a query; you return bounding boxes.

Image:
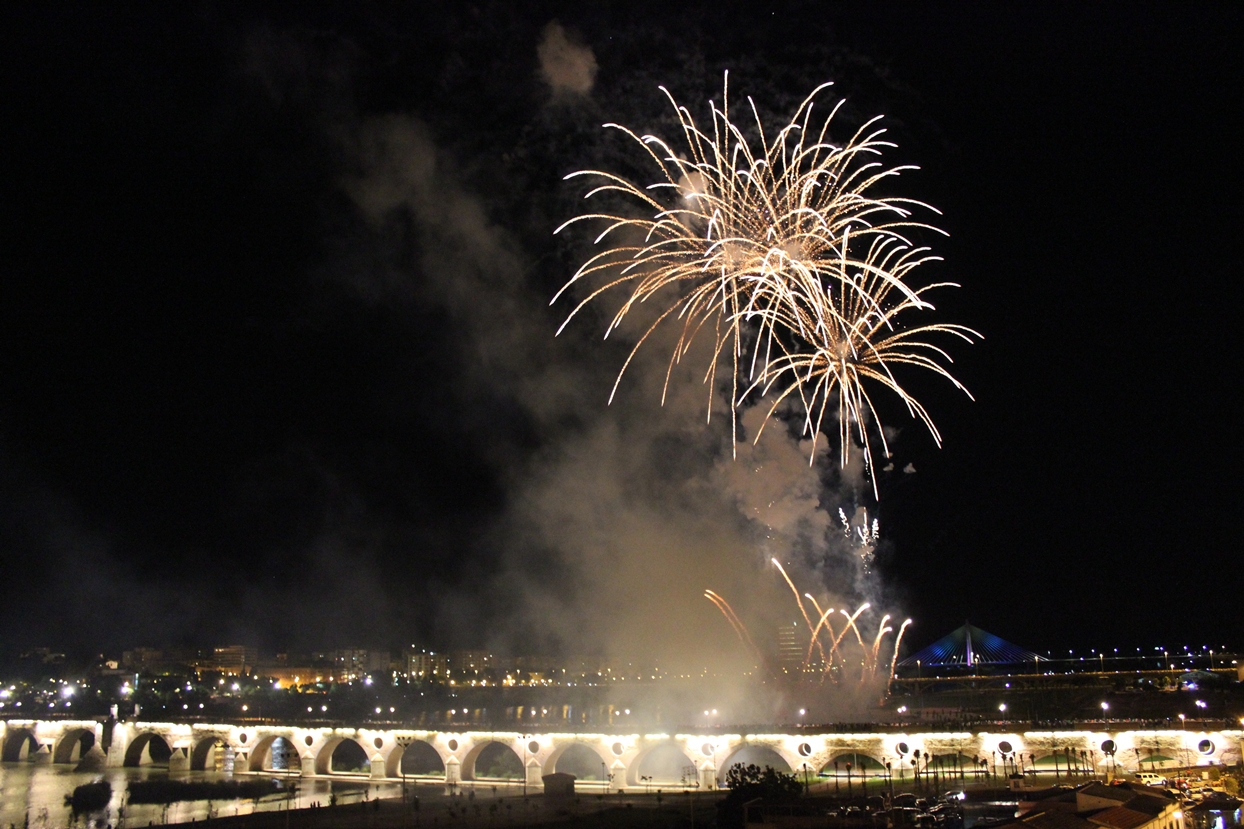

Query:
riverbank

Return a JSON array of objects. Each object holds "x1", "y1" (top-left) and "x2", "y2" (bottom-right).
[{"x1": 179, "y1": 794, "x2": 704, "y2": 829}]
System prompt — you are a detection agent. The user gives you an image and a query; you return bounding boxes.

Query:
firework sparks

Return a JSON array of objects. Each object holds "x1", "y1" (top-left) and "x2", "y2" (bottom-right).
[
  {"x1": 840, "y1": 507, "x2": 880, "y2": 573},
  {"x1": 706, "y1": 560, "x2": 910, "y2": 689},
  {"x1": 555, "y1": 75, "x2": 978, "y2": 494}
]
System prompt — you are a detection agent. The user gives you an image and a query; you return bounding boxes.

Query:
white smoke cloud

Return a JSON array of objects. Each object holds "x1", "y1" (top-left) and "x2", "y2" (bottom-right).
[
  {"x1": 339, "y1": 103, "x2": 902, "y2": 720},
  {"x1": 537, "y1": 21, "x2": 598, "y2": 97}
]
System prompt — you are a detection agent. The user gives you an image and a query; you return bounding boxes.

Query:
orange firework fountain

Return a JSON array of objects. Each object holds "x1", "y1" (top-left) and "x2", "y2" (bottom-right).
[{"x1": 706, "y1": 558, "x2": 911, "y2": 695}]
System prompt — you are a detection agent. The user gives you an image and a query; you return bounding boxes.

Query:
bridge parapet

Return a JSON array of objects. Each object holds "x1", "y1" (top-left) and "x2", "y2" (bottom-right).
[{"x1": 4, "y1": 719, "x2": 1241, "y2": 785}]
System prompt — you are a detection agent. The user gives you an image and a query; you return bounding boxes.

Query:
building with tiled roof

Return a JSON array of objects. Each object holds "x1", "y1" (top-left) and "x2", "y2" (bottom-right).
[
  {"x1": 1008, "y1": 782, "x2": 1184, "y2": 829},
  {"x1": 1077, "y1": 783, "x2": 1138, "y2": 809},
  {"x1": 1019, "y1": 810, "x2": 1098, "y2": 829},
  {"x1": 1086, "y1": 806, "x2": 1153, "y2": 829}
]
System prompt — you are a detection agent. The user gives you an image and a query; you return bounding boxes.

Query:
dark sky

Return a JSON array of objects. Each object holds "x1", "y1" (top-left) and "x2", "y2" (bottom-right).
[{"x1": 1, "y1": 2, "x2": 1241, "y2": 662}]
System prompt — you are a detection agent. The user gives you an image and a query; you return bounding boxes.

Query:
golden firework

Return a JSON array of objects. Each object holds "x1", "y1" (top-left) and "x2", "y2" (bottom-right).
[{"x1": 555, "y1": 75, "x2": 978, "y2": 493}]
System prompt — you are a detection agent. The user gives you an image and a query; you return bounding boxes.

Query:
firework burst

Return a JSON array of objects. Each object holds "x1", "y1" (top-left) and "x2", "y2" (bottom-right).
[
  {"x1": 555, "y1": 75, "x2": 978, "y2": 494},
  {"x1": 705, "y1": 558, "x2": 910, "y2": 692}
]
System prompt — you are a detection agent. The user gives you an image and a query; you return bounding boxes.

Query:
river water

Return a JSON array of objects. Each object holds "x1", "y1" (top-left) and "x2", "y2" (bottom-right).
[{"x1": 0, "y1": 764, "x2": 449, "y2": 829}]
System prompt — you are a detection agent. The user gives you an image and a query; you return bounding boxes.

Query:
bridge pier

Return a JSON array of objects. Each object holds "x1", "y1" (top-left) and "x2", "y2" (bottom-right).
[
  {"x1": 106, "y1": 723, "x2": 130, "y2": 768},
  {"x1": 525, "y1": 758, "x2": 542, "y2": 789},
  {"x1": 169, "y1": 747, "x2": 189, "y2": 773},
  {"x1": 370, "y1": 753, "x2": 387, "y2": 779},
  {"x1": 301, "y1": 754, "x2": 317, "y2": 777},
  {"x1": 698, "y1": 762, "x2": 716, "y2": 790},
  {"x1": 445, "y1": 756, "x2": 461, "y2": 785},
  {"x1": 610, "y1": 760, "x2": 627, "y2": 792}
]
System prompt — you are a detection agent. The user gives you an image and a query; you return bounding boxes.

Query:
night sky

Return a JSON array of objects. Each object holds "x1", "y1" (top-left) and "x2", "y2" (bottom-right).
[{"x1": 2, "y1": 3, "x2": 1241, "y2": 662}]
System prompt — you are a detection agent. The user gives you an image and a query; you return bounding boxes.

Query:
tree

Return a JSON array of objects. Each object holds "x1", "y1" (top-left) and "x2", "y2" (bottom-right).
[
  {"x1": 719, "y1": 763, "x2": 803, "y2": 829},
  {"x1": 724, "y1": 763, "x2": 803, "y2": 800}
]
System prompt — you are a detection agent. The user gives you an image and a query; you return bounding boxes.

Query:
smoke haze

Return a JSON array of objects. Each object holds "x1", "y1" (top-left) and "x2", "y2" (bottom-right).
[
  {"x1": 337, "y1": 64, "x2": 903, "y2": 721},
  {"x1": 537, "y1": 21, "x2": 599, "y2": 97}
]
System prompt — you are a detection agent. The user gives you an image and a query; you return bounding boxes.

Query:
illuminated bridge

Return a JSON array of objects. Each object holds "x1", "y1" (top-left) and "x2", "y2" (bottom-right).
[{"x1": 3, "y1": 719, "x2": 1241, "y2": 789}]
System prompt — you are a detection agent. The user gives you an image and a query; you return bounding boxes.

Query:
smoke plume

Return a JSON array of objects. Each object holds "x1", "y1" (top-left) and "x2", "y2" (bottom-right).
[{"x1": 537, "y1": 22, "x2": 598, "y2": 97}]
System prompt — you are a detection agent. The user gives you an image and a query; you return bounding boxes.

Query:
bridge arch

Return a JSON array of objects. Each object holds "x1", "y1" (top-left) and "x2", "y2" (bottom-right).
[
  {"x1": 53, "y1": 728, "x2": 96, "y2": 764},
  {"x1": 549, "y1": 742, "x2": 610, "y2": 780},
  {"x1": 314, "y1": 736, "x2": 371, "y2": 775},
  {"x1": 1030, "y1": 752, "x2": 1091, "y2": 773},
  {"x1": 391, "y1": 740, "x2": 446, "y2": 779},
  {"x1": 822, "y1": 751, "x2": 886, "y2": 775},
  {"x1": 191, "y1": 736, "x2": 228, "y2": 771},
  {"x1": 718, "y1": 745, "x2": 794, "y2": 784},
  {"x1": 124, "y1": 732, "x2": 173, "y2": 767},
  {"x1": 633, "y1": 741, "x2": 696, "y2": 787},
  {"x1": 463, "y1": 740, "x2": 523, "y2": 782},
  {"x1": 1, "y1": 727, "x2": 38, "y2": 762},
  {"x1": 246, "y1": 734, "x2": 302, "y2": 773}
]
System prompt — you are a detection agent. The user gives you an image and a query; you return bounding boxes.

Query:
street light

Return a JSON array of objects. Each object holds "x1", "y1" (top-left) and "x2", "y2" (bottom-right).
[{"x1": 522, "y1": 735, "x2": 531, "y2": 797}]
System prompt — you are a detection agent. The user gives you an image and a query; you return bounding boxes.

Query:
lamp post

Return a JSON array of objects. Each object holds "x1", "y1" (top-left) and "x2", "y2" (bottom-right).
[{"x1": 522, "y1": 736, "x2": 530, "y2": 798}]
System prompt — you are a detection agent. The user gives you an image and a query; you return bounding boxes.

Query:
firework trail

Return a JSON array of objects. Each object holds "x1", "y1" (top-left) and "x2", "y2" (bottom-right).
[
  {"x1": 802, "y1": 594, "x2": 835, "y2": 668},
  {"x1": 704, "y1": 589, "x2": 766, "y2": 668},
  {"x1": 706, "y1": 568, "x2": 908, "y2": 689},
  {"x1": 885, "y1": 618, "x2": 912, "y2": 696},
  {"x1": 772, "y1": 557, "x2": 822, "y2": 657},
  {"x1": 555, "y1": 74, "x2": 978, "y2": 494}
]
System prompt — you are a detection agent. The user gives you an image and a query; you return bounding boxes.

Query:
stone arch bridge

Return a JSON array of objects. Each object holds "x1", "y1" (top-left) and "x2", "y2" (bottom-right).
[{"x1": 3, "y1": 719, "x2": 1240, "y2": 790}]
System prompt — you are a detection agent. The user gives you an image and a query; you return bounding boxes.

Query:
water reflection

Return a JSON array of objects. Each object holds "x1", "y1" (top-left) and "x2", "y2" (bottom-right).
[{"x1": 0, "y1": 764, "x2": 437, "y2": 829}]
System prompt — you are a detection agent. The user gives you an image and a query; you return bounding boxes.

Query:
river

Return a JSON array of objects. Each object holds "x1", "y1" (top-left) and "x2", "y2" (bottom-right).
[{"x1": 0, "y1": 764, "x2": 453, "y2": 829}]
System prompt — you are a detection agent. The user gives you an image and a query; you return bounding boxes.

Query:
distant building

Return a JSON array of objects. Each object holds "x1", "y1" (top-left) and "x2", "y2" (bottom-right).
[
  {"x1": 212, "y1": 645, "x2": 259, "y2": 676},
  {"x1": 258, "y1": 664, "x2": 335, "y2": 688},
  {"x1": 449, "y1": 650, "x2": 492, "y2": 677},
  {"x1": 121, "y1": 648, "x2": 165, "y2": 672},
  {"x1": 407, "y1": 648, "x2": 449, "y2": 681},
  {"x1": 777, "y1": 621, "x2": 802, "y2": 673},
  {"x1": 21, "y1": 647, "x2": 66, "y2": 665},
  {"x1": 331, "y1": 648, "x2": 390, "y2": 681}
]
